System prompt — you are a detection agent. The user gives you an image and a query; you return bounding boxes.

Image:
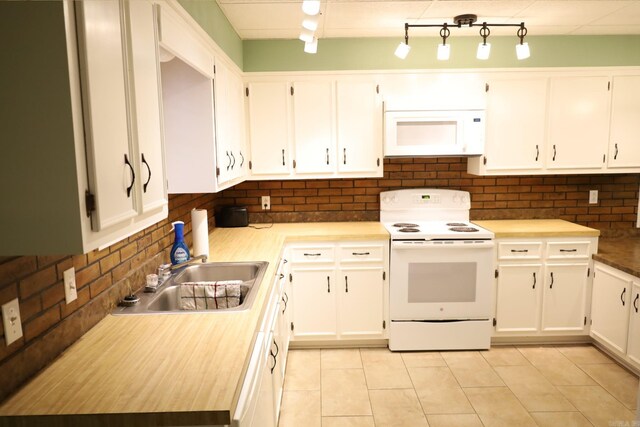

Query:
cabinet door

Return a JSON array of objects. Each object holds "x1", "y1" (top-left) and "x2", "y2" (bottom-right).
[
  {"x1": 281, "y1": 261, "x2": 293, "y2": 354},
  {"x1": 247, "y1": 82, "x2": 291, "y2": 176},
  {"x1": 627, "y1": 282, "x2": 640, "y2": 366},
  {"x1": 483, "y1": 78, "x2": 547, "y2": 171},
  {"x1": 291, "y1": 268, "x2": 337, "y2": 339},
  {"x1": 547, "y1": 76, "x2": 610, "y2": 170},
  {"x1": 270, "y1": 302, "x2": 284, "y2": 425},
  {"x1": 229, "y1": 69, "x2": 249, "y2": 181},
  {"x1": 541, "y1": 263, "x2": 589, "y2": 332},
  {"x1": 76, "y1": 0, "x2": 137, "y2": 230},
  {"x1": 127, "y1": 0, "x2": 167, "y2": 214},
  {"x1": 495, "y1": 264, "x2": 542, "y2": 333},
  {"x1": 214, "y1": 60, "x2": 234, "y2": 186},
  {"x1": 338, "y1": 267, "x2": 385, "y2": 339},
  {"x1": 591, "y1": 264, "x2": 632, "y2": 354},
  {"x1": 254, "y1": 331, "x2": 276, "y2": 427},
  {"x1": 336, "y1": 82, "x2": 382, "y2": 175},
  {"x1": 292, "y1": 81, "x2": 335, "y2": 174},
  {"x1": 608, "y1": 75, "x2": 640, "y2": 169}
]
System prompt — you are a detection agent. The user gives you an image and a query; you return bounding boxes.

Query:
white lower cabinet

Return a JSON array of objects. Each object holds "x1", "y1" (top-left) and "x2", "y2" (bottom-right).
[
  {"x1": 627, "y1": 283, "x2": 640, "y2": 366},
  {"x1": 494, "y1": 238, "x2": 596, "y2": 337},
  {"x1": 591, "y1": 262, "x2": 633, "y2": 354},
  {"x1": 495, "y1": 264, "x2": 542, "y2": 333},
  {"x1": 289, "y1": 241, "x2": 389, "y2": 343}
]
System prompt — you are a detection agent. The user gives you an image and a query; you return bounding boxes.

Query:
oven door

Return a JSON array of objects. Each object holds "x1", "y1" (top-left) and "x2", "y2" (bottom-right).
[{"x1": 390, "y1": 240, "x2": 494, "y2": 320}]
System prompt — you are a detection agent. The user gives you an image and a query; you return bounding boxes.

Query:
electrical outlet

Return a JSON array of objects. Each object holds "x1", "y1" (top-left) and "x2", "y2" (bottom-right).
[
  {"x1": 63, "y1": 267, "x2": 78, "y2": 304},
  {"x1": 2, "y1": 298, "x2": 23, "y2": 346},
  {"x1": 261, "y1": 196, "x2": 271, "y2": 210},
  {"x1": 589, "y1": 190, "x2": 598, "y2": 204}
]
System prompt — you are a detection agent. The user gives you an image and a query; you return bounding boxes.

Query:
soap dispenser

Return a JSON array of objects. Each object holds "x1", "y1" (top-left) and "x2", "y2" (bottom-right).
[{"x1": 170, "y1": 221, "x2": 190, "y2": 265}]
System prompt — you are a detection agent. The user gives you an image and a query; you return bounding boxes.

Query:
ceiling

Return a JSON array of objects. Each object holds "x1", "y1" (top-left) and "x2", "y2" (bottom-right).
[{"x1": 216, "y1": 0, "x2": 640, "y2": 40}]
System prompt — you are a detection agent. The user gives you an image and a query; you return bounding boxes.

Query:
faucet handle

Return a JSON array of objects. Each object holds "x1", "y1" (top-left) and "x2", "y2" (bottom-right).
[{"x1": 158, "y1": 263, "x2": 172, "y2": 281}]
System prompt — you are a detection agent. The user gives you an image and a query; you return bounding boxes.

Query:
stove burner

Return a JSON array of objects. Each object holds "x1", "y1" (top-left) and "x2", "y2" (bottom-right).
[
  {"x1": 398, "y1": 227, "x2": 420, "y2": 233},
  {"x1": 393, "y1": 223, "x2": 418, "y2": 228},
  {"x1": 449, "y1": 226, "x2": 479, "y2": 233},
  {"x1": 446, "y1": 222, "x2": 468, "y2": 227}
]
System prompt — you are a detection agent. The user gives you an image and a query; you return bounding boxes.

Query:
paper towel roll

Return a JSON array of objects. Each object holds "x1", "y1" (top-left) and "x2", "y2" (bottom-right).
[{"x1": 191, "y1": 209, "x2": 209, "y2": 258}]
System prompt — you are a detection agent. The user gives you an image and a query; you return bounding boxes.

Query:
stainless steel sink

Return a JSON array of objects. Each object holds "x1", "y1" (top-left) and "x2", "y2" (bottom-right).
[{"x1": 112, "y1": 261, "x2": 268, "y2": 315}]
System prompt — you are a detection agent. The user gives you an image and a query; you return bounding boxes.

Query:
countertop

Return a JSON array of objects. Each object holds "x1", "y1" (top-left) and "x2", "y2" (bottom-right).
[
  {"x1": 0, "y1": 222, "x2": 388, "y2": 426},
  {"x1": 474, "y1": 219, "x2": 601, "y2": 238},
  {"x1": 593, "y1": 237, "x2": 640, "y2": 278}
]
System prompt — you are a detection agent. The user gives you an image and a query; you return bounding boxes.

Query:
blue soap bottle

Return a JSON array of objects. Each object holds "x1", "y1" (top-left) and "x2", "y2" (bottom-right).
[{"x1": 170, "y1": 221, "x2": 190, "y2": 265}]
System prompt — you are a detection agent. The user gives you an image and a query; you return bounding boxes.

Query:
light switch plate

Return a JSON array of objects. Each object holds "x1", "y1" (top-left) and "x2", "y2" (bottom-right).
[
  {"x1": 2, "y1": 298, "x2": 23, "y2": 346},
  {"x1": 63, "y1": 267, "x2": 78, "y2": 304},
  {"x1": 589, "y1": 190, "x2": 598, "y2": 204}
]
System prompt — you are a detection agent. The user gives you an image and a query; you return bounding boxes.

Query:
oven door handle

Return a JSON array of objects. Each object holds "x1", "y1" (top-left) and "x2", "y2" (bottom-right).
[{"x1": 391, "y1": 241, "x2": 495, "y2": 249}]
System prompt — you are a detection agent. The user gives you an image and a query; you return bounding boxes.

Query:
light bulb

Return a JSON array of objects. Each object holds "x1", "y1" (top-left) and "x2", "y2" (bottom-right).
[
  {"x1": 302, "y1": 16, "x2": 318, "y2": 31},
  {"x1": 304, "y1": 37, "x2": 318, "y2": 54},
  {"x1": 299, "y1": 29, "x2": 314, "y2": 43},
  {"x1": 437, "y1": 43, "x2": 450, "y2": 61},
  {"x1": 477, "y1": 42, "x2": 491, "y2": 60},
  {"x1": 516, "y1": 42, "x2": 530, "y2": 60},
  {"x1": 301, "y1": 0, "x2": 320, "y2": 16},
  {"x1": 394, "y1": 42, "x2": 410, "y2": 59}
]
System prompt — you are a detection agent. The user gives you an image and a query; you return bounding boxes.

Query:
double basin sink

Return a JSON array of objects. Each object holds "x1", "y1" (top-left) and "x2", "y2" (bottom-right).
[{"x1": 112, "y1": 261, "x2": 269, "y2": 315}]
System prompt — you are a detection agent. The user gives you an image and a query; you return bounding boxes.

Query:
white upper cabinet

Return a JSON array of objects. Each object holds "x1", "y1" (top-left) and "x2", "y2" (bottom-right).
[
  {"x1": 247, "y1": 82, "x2": 291, "y2": 176},
  {"x1": 608, "y1": 75, "x2": 640, "y2": 169},
  {"x1": 245, "y1": 77, "x2": 384, "y2": 180},
  {"x1": 479, "y1": 78, "x2": 547, "y2": 173},
  {"x1": 292, "y1": 81, "x2": 335, "y2": 175},
  {"x1": 127, "y1": 0, "x2": 167, "y2": 214},
  {"x1": 336, "y1": 82, "x2": 383, "y2": 175},
  {"x1": 547, "y1": 76, "x2": 610, "y2": 171},
  {"x1": 214, "y1": 59, "x2": 248, "y2": 186},
  {"x1": 76, "y1": 0, "x2": 137, "y2": 231}
]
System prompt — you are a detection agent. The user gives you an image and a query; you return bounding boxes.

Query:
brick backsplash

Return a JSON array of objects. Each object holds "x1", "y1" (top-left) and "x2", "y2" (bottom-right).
[
  {"x1": 0, "y1": 193, "x2": 216, "y2": 401},
  {"x1": 217, "y1": 157, "x2": 640, "y2": 236}
]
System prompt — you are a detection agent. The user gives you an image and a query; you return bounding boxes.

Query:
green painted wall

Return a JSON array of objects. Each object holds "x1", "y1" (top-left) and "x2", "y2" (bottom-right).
[
  {"x1": 243, "y1": 35, "x2": 640, "y2": 72},
  {"x1": 178, "y1": 0, "x2": 243, "y2": 68}
]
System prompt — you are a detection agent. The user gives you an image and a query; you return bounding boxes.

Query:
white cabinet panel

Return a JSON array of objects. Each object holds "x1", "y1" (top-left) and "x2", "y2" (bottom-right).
[
  {"x1": 591, "y1": 263, "x2": 632, "y2": 354},
  {"x1": 128, "y1": 0, "x2": 167, "y2": 214},
  {"x1": 292, "y1": 81, "x2": 335, "y2": 174},
  {"x1": 247, "y1": 82, "x2": 291, "y2": 175},
  {"x1": 495, "y1": 264, "x2": 542, "y2": 333},
  {"x1": 291, "y1": 268, "x2": 337, "y2": 339},
  {"x1": 483, "y1": 78, "x2": 547, "y2": 171},
  {"x1": 338, "y1": 267, "x2": 384, "y2": 339},
  {"x1": 627, "y1": 282, "x2": 640, "y2": 366},
  {"x1": 542, "y1": 263, "x2": 588, "y2": 332},
  {"x1": 336, "y1": 82, "x2": 382, "y2": 175},
  {"x1": 608, "y1": 75, "x2": 640, "y2": 169},
  {"x1": 547, "y1": 76, "x2": 610, "y2": 170},
  {"x1": 76, "y1": 0, "x2": 137, "y2": 230}
]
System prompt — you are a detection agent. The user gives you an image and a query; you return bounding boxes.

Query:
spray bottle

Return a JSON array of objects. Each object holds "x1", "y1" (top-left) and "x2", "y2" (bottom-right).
[{"x1": 170, "y1": 221, "x2": 190, "y2": 265}]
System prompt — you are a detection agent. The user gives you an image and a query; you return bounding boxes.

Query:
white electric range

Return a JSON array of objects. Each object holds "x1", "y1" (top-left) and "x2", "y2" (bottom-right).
[{"x1": 381, "y1": 189, "x2": 495, "y2": 351}]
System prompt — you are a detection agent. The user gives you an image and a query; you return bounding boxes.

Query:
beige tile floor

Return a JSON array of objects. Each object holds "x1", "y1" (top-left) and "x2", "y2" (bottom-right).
[{"x1": 278, "y1": 345, "x2": 639, "y2": 427}]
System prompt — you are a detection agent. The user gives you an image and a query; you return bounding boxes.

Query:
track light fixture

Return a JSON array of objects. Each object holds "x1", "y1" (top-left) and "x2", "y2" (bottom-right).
[
  {"x1": 395, "y1": 14, "x2": 530, "y2": 61},
  {"x1": 300, "y1": 0, "x2": 321, "y2": 53}
]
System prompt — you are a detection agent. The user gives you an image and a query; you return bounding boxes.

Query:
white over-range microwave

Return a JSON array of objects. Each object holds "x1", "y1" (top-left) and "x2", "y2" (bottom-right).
[{"x1": 384, "y1": 108, "x2": 485, "y2": 157}]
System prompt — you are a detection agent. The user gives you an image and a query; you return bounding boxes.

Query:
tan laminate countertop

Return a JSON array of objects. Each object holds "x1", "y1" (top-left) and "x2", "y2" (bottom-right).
[
  {"x1": 0, "y1": 222, "x2": 388, "y2": 426},
  {"x1": 474, "y1": 219, "x2": 601, "y2": 238},
  {"x1": 593, "y1": 238, "x2": 640, "y2": 278}
]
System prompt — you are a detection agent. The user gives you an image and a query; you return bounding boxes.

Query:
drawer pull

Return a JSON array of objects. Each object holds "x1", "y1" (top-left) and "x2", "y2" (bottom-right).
[
  {"x1": 345, "y1": 276, "x2": 348, "y2": 293},
  {"x1": 327, "y1": 276, "x2": 330, "y2": 293},
  {"x1": 621, "y1": 288, "x2": 626, "y2": 306},
  {"x1": 634, "y1": 294, "x2": 639, "y2": 313},
  {"x1": 559, "y1": 249, "x2": 577, "y2": 253},
  {"x1": 303, "y1": 253, "x2": 322, "y2": 257},
  {"x1": 352, "y1": 252, "x2": 370, "y2": 256},
  {"x1": 510, "y1": 249, "x2": 529, "y2": 253},
  {"x1": 532, "y1": 272, "x2": 536, "y2": 289},
  {"x1": 549, "y1": 272, "x2": 554, "y2": 289}
]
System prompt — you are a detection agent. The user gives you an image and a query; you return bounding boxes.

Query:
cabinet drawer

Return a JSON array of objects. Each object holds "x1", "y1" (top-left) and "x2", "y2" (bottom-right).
[
  {"x1": 290, "y1": 246, "x2": 335, "y2": 263},
  {"x1": 498, "y1": 242, "x2": 543, "y2": 260},
  {"x1": 547, "y1": 241, "x2": 591, "y2": 259},
  {"x1": 339, "y1": 244, "x2": 385, "y2": 263}
]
